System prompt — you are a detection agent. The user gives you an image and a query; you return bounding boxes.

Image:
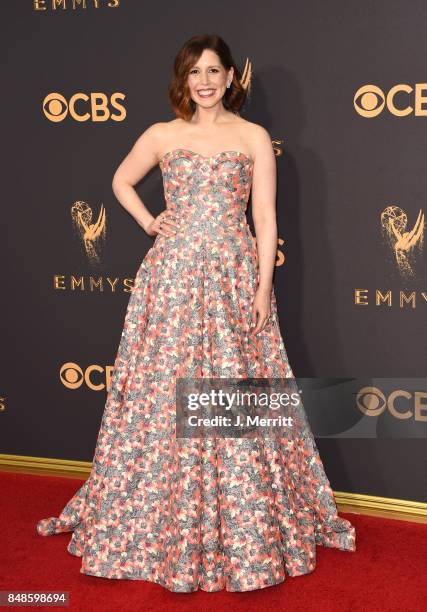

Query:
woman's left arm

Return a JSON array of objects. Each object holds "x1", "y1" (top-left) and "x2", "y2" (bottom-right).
[{"x1": 250, "y1": 126, "x2": 278, "y2": 335}]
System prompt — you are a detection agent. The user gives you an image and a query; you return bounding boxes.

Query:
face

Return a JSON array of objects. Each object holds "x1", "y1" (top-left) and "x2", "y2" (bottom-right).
[{"x1": 187, "y1": 48, "x2": 233, "y2": 108}]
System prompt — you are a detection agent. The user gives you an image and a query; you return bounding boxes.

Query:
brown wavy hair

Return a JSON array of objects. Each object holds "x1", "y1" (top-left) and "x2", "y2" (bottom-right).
[{"x1": 168, "y1": 34, "x2": 248, "y2": 121}]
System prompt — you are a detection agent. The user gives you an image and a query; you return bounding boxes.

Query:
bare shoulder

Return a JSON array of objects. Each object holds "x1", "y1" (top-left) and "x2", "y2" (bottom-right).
[
  {"x1": 132, "y1": 119, "x2": 182, "y2": 163},
  {"x1": 145, "y1": 118, "x2": 182, "y2": 134},
  {"x1": 244, "y1": 119, "x2": 272, "y2": 144},
  {"x1": 237, "y1": 118, "x2": 274, "y2": 161},
  {"x1": 137, "y1": 119, "x2": 179, "y2": 144}
]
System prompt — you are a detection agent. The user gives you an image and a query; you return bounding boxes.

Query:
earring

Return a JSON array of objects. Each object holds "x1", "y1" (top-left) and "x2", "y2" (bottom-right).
[{"x1": 226, "y1": 82, "x2": 231, "y2": 88}]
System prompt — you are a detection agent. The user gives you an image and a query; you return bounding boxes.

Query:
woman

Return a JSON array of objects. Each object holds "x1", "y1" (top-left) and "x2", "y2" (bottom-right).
[{"x1": 36, "y1": 33, "x2": 355, "y2": 592}]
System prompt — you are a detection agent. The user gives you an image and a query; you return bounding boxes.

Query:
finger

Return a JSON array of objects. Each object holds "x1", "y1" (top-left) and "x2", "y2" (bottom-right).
[
  {"x1": 157, "y1": 217, "x2": 173, "y2": 233},
  {"x1": 251, "y1": 309, "x2": 266, "y2": 328},
  {"x1": 165, "y1": 215, "x2": 182, "y2": 230},
  {"x1": 163, "y1": 213, "x2": 181, "y2": 227},
  {"x1": 251, "y1": 325, "x2": 262, "y2": 336},
  {"x1": 260, "y1": 320, "x2": 269, "y2": 332},
  {"x1": 159, "y1": 216, "x2": 176, "y2": 228},
  {"x1": 159, "y1": 220, "x2": 176, "y2": 230},
  {"x1": 157, "y1": 229, "x2": 170, "y2": 237},
  {"x1": 250, "y1": 307, "x2": 258, "y2": 329},
  {"x1": 261, "y1": 313, "x2": 271, "y2": 328},
  {"x1": 161, "y1": 222, "x2": 178, "y2": 236},
  {"x1": 264, "y1": 314, "x2": 272, "y2": 328},
  {"x1": 252, "y1": 316, "x2": 269, "y2": 335},
  {"x1": 250, "y1": 315, "x2": 262, "y2": 335}
]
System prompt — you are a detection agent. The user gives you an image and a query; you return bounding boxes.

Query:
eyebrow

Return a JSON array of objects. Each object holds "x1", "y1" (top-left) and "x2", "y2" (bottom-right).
[{"x1": 191, "y1": 64, "x2": 221, "y2": 69}]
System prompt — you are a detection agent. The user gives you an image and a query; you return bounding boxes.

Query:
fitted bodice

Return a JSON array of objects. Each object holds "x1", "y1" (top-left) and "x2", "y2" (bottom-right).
[{"x1": 159, "y1": 149, "x2": 254, "y2": 234}]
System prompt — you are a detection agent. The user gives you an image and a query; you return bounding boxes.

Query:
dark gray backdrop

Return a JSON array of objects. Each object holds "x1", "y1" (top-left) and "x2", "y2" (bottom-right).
[{"x1": 1, "y1": 1, "x2": 426, "y2": 502}]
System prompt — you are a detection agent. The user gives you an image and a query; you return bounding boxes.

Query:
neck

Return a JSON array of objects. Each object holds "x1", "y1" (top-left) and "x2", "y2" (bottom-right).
[{"x1": 190, "y1": 103, "x2": 229, "y2": 126}]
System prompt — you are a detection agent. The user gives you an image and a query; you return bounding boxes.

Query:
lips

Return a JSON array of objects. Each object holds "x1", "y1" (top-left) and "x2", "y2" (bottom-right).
[{"x1": 197, "y1": 89, "x2": 215, "y2": 97}]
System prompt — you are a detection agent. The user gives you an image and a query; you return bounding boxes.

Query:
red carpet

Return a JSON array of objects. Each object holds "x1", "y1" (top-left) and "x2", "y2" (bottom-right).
[{"x1": 0, "y1": 471, "x2": 426, "y2": 611}]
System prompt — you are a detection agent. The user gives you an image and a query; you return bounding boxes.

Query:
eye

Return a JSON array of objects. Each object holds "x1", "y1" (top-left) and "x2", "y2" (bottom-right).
[{"x1": 189, "y1": 67, "x2": 221, "y2": 74}]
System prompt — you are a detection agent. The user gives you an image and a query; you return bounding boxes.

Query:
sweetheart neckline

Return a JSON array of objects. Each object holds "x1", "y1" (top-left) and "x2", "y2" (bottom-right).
[{"x1": 159, "y1": 148, "x2": 254, "y2": 166}]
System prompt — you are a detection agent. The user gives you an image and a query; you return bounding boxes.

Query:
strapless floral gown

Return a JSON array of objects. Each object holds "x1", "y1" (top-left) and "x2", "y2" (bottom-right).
[{"x1": 36, "y1": 149, "x2": 355, "y2": 592}]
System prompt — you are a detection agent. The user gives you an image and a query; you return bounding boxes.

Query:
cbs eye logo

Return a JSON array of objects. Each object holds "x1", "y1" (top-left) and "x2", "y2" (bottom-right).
[
  {"x1": 60, "y1": 362, "x2": 114, "y2": 391},
  {"x1": 354, "y1": 83, "x2": 427, "y2": 118},
  {"x1": 356, "y1": 386, "x2": 427, "y2": 421},
  {"x1": 43, "y1": 92, "x2": 126, "y2": 123}
]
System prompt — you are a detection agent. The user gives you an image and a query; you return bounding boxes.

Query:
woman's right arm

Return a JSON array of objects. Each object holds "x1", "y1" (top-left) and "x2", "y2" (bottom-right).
[{"x1": 112, "y1": 122, "x2": 164, "y2": 236}]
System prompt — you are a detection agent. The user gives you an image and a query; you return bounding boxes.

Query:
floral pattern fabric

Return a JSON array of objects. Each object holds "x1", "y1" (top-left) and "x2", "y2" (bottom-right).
[{"x1": 36, "y1": 149, "x2": 356, "y2": 592}]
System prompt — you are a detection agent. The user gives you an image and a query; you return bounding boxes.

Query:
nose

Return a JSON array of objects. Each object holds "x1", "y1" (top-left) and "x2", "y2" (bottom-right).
[{"x1": 199, "y1": 71, "x2": 211, "y2": 86}]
